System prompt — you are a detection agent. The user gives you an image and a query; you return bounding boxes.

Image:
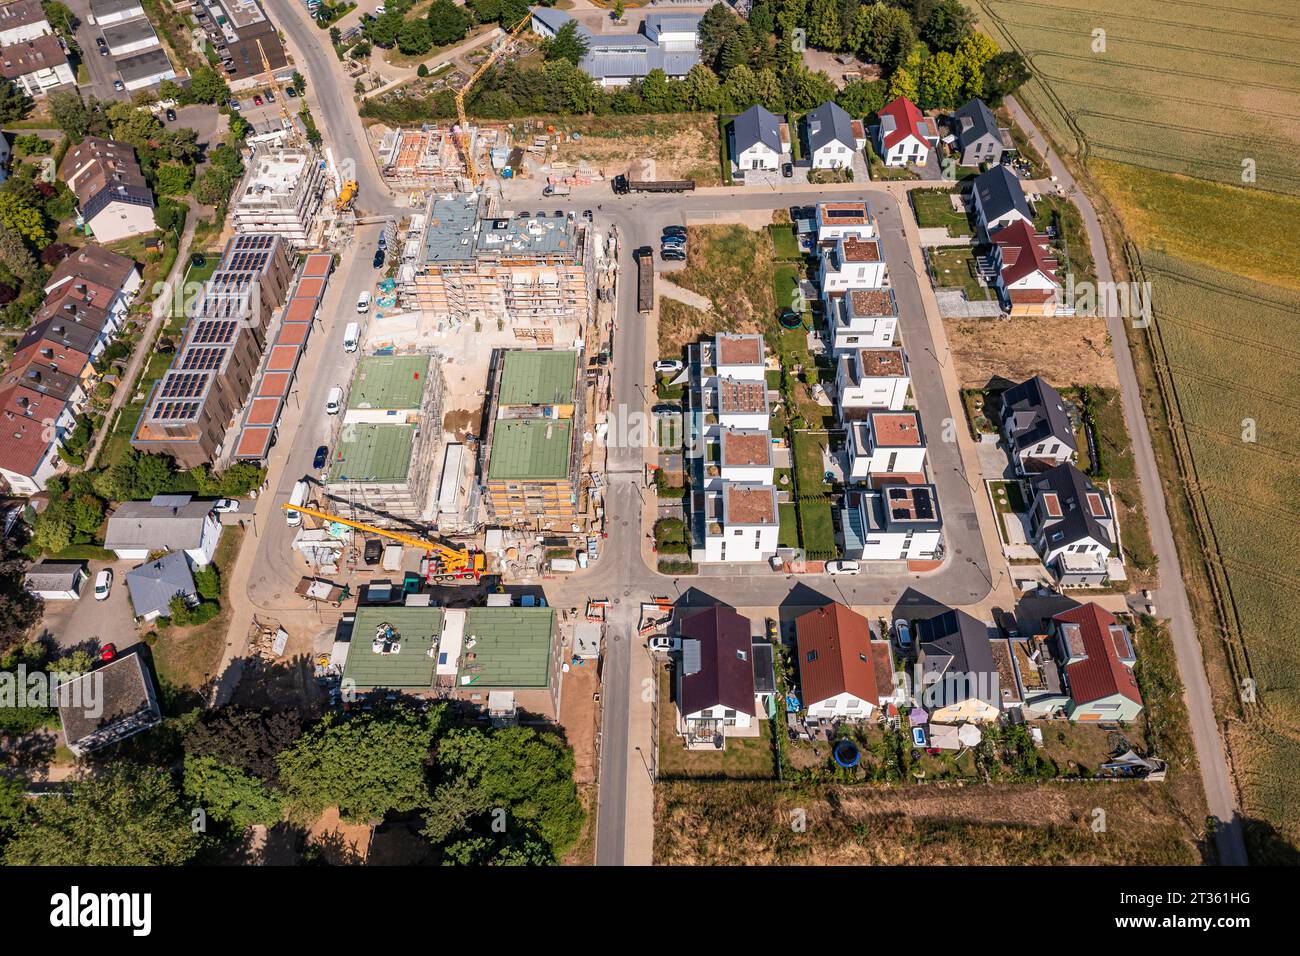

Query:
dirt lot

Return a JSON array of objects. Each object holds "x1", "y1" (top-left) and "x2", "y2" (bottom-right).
[
  {"x1": 534, "y1": 114, "x2": 722, "y2": 185},
  {"x1": 943, "y1": 315, "x2": 1118, "y2": 390},
  {"x1": 559, "y1": 654, "x2": 599, "y2": 785}
]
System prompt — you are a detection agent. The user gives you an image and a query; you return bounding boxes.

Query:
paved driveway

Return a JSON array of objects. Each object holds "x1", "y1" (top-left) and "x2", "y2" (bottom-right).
[
  {"x1": 37, "y1": 559, "x2": 141, "y2": 656},
  {"x1": 66, "y1": 0, "x2": 129, "y2": 103}
]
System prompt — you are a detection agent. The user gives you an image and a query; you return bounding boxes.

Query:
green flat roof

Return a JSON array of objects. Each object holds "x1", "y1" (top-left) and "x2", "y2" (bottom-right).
[
  {"x1": 498, "y1": 350, "x2": 578, "y2": 406},
  {"x1": 460, "y1": 607, "x2": 555, "y2": 689},
  {"x1": 348, "y1": 355, "x2": 431, "y2": 410},
  {"x1": 343, "y1": 607, "x2": 444, "y2": 688},
  {"x1": 487, "y1": 418, "x2": 572, "y2": 481},
  {"x1": 327, "y1": 423, "x2": 414, "y2": 483}
]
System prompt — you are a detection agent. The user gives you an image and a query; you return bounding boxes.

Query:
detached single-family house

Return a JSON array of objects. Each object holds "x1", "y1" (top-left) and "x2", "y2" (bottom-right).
[
  {"x1": 57, "y1": 650, "x2": 162, "y2": 756},
  {"x1": 846, "y1": 410, "x2": 926, "y2": 485},
  {"x1": 124, "y1": 550, "x2": 197, "y2": 622},
  {"x1": 1000, "y1": 375, "x2": 1077, "y2": 473},
  {"x1": 914, "y1": 608, "x2": 1002, "y2": 724},
  {"x1": 874, "y1": 95, "x2": 939, "y2": 166},
  {"x1": 948, "y1": 98, "x2": 1004, "y2": 167},
  {"x1": 690, "y1": 482, "x2": 779, "y2": 563},
  {"x1": 795, "y1": 602, "x2": 897, "y2": 720},
  {"x1": 836, "y1": 346, "x2": 910, "y2": 416},
  {"x1": 1051, "y1": 603, "x2": 1144, "y2": 722},
  {"x1": 731, "y1": 104, "x2": 784, "y2": 173},
  {"x1": 826, "y1": 287, "x2": 898, "y2": 354},
  {"x1": 970, "y1": 164, "x2": 1034, "y2": 236},
  {"x1": 0, "y1": 34, "x2": 74, "y2": 96},
  {"x1": 59, "y1": 136, "x2": 157, "y2": 244},
  {"x1": 805, "y1": 100, "x2": 862, "y2": 169},
  {"x1": 1027, "y1": 463, "x2": 1115, "y2": 586},
  {"x1": 104, "y1": 494, "x2": 222, "y2": 566},
  {"x1": 840, "y1": 484, "x2": 943, "y2": 561},
  {"x1": 24, "y1": 561, "x2": 87, "y2": 600},
  {"x1": 676, "y1": 604, "x2": 760, "y2": 745},
  {"x1": 990, "y1": 220, "x2": 1061, "y2": 315},
  {"x1": 529, "y1": 7, "x2": 701, "y2": 88},
  {"x1": 813, "y1": 201, "x2": 875, "y2": 245}
]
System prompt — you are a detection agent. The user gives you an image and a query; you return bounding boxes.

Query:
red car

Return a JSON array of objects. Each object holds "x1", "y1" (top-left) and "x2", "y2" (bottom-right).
[
  {"x1": 253, "y1": 94, "x2": 264, "y2": 106},
  {"x1": 99, "y1": 644, "x2": 117, "y2": 662}
]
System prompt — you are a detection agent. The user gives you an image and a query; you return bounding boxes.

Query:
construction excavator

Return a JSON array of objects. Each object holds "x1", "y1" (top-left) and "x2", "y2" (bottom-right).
[
  {"x1": 455, "y1": 14, "x2": 535, "y2": 183},
  {"x1": 281, "y1": 503, "x2": 486, "y2": 583}
]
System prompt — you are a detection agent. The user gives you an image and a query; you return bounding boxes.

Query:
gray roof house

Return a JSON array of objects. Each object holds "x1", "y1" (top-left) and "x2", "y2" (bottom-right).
[
  {"x1": 1000, "y1": 376, "x2": 1077, "y2": 473},
  {"x1": 57, "y1": 650, "x2": 162, "y2": 756},
  {"x1": 804, "y1": 101, "x2": 859, "y2": 169},
  {"x1": 1027, "y1": 463, "x2": 1115, "y2": 586},
  {"x1": 970, "y1": 164, "x2": 1034, "y2": 235},
  {"x1": 529, "y1": 6, "x2": 700, "y2": 86},
  {"x1": 914, "y1": 608, "x2": 1002, "y2": 722},
  {"x1": 104, "y1": 494, "x2": 221, "y2": 565},
  {"x1": 949, "y1": 98, "x2": 1003, "y2": 167},
  {"x1": 732, "y1": 104, "x2": 784, "y2": 174},
  {"x1": 125, "y1": 551, "x2": 197, "y2": 622},
  {"x1": 24, "y1": 561, "x2": 87, "y2": 600}
]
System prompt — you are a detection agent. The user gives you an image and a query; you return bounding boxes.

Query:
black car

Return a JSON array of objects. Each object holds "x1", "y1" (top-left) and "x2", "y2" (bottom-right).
[
  {"x1": 782, "y1": 162, "x2": 794, "y2": 178},
  {"x1": 165, "y1": 108, "x2": 177, "y2": 122},
  {"x1": 660, "y1": 247, "x2": 686, "y2": 262},
  {"x1": 662, "y1": 225, "x2": 687, "y2": 239},
  {"x1": 313, "y1": 445, "x2": 328, "y2": 470},
  {"x1": 373, "y1": 249, "x2": 385, "y2": 269},
  {"x1": 190, "y1": 253, "x2": 206, "y2": 268},
  {"x1": 286, "y1": 86, "x2": 298, "y2": 98}
]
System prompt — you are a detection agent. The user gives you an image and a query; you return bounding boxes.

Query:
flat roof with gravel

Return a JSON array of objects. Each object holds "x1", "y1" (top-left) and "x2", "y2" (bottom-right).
[
  {"x1": 460, "y1": 607, "x2": 555, "y2": 689},
  {"x1": 344, "y1": 606, "x2": 444, "y2": 688},
  {"x1": 487, "y1": 419, "x2": 571, "y2": 481},
  {"x1": 348, "y1": 355, "x2": 430, "y2": 410},
  {"x1": 497, "y1": 350, "x2": 577, "y2": 406},
  {"x1": 327, "y1": 423, "x2": 414, "y2": 483}
]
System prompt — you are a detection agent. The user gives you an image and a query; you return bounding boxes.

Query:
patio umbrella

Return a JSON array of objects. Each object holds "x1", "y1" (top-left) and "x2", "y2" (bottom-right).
[
  {"x1": 958, "y1": 724, "x2": 984, "y2": 747},
  {"x1": 909, "y1": 706, "x2": 928, "y2": 727}
]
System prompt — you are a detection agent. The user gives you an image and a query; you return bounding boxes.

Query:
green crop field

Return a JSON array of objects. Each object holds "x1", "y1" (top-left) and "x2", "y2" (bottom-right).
[{"x1": 973, "y1": 0, "x2": 1300, "y2": 856}]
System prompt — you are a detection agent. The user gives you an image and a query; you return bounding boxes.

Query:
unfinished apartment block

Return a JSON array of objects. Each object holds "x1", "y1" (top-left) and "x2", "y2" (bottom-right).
[
  {"x1": 377, "y1": 125, "x2": 473, "y2": 191},
  {"x1": 322, "y1": 354, "x2": 444, "y2": 524},
  {"x1": 480, "y1": 348, "x2": 589, "y2": 534},
  {"x1": 402, "y1": 194, "x2": 594, "y2": 345},
  {"x1": 232, "y1": 146, "x2": 327, "y2": 248}
]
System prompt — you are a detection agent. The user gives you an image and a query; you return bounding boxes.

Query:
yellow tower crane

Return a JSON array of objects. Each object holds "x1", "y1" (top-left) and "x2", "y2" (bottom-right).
[
  {"x1": 281, "y1": 503, "x2": 486, "y2": 580},
  {"x1": 456, "y1": 15, "x2": 535, "y2": 183},
  {"x1": 256, "y1": 38, "x2": 295, "y2": 141}
]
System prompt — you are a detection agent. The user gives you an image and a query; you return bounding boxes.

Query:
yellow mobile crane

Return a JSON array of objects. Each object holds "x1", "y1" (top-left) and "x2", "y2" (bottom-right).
[
  {"x1": 281, "y1": 504, "x2": 486, "y2": 582},
  {"x1": 455, "y1": 15, "x2": 535, "y2": 183}
]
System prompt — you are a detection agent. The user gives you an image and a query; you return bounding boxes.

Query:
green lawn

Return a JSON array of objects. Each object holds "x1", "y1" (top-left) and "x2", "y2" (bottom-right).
[
  {"x1": 771, "y1": 261, "x2": 804, "y2": 320},
  {"x1": 778, "y1": 502, "x2": 799, "y2": 549},
  {"x1": 657, "y1": 668, "x2": 777, "y2": 780},
  {"x1": 989, "y1": 480, "x2": 1028, "y2": 515},
  {"x1": 768, "y1": 223, "x2": 802, "y2": 261},
  {"x1": 796, "y1": 499, "x2": 836, "y2": 556},
  {"x1": 792, "y1": 431, "x2": 831, "y2": 493},
  {"x1": 927, "y1": 246, "x2": 993, "y2": 300},
  {"x1": 911, "y1": 188, "x2": 972, "y2": 237}
]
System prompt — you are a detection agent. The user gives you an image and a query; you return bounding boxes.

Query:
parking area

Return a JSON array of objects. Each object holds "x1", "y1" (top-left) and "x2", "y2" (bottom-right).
[{"x1": 36, "y1": 559, "x2": 141, "y2": 655}]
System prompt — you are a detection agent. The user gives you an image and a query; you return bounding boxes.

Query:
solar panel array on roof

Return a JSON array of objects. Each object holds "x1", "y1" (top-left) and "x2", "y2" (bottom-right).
[
  {"x1": 913, "y1": 487, "x2": 933, "y2": 519},
  {"x1": 179, "y1": 346, "x2": 227, "y2": 372},
  {"x1": 150, "y1": 400, "x2": 201, "y2": 421},
  {"x1": 156, "y1": 371, "x2": 209, "y2": 400},
  {"x1": 189, "y1": 319, "x2": 237, "y2": 345}
]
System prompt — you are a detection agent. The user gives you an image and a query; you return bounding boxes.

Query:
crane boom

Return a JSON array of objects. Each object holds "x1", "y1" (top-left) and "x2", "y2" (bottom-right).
[
  {"x1": 456, "y1": 15, "x2": 534, "y2": 183},
  {"x1": 281, "y1": 503, "x2": 483, "y2": 574}
]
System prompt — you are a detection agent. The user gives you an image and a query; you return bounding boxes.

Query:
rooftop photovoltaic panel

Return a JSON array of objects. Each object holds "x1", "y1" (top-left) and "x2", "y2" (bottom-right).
[
  {"x1": 190, "y1": 320, "x2": 238, "y2": 345},
  {"x1": 222, "y1": 250, "x2": 271, "y2": 273},
  {"x1": 179, "y1": 346, "x2": 228, "y2": 372},
  {"x1": 157, "y1": 371, "x2": 209, "y2": 400},
  {"x1": 914, "y1": 488, "x2": 933, "y2": 519},
  {"x1": 150, "y1": 400, "x2": 201, "y2": 422}
]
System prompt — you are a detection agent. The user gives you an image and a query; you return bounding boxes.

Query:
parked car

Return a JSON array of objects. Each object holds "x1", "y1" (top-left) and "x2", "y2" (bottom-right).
[
  {"x1": 662, "y1": 225, "x2": 687, "y2": 239},
  {"x1": 93, "y1": 569, "x2": 113, "y2": 601},
  {"x1": 660, "y1": 233, "x2": 686, "y2": 246},
  {"x1": 825, "y1": 560, "x2": 861, "y2": 576},
  {"x1": 285, "y1": 86, "x2": 298, "y2": 98},
  {"x1": 229, "y1": 98, "x2": 241, "y2": 110},
  {"x1": 782, "y1": 162, "x2": 794, "y2": 178},
  {"x1": 648, "y1": 635, "x2": 681, "y2": 652},
  {"x1": 372, "y1": 248, "x2": 385, "y2": 269},
  {"x1": 356, "y1": 290, "x2": 371, "y2": 313},
  {"x1": 211, "y1": 498, "x2": 239, "y2": 514},
  {"x1": 265, "y1": 89, "x2": 275, "y2": 103},
  {"x1": 377, "y1": 233, "x2": 387, "y2": 250},
  {"x1": 313, "y1": 445, "x2": 328, "y2": 470},
  {"x1": 651, "y1": 403, "x2": 680, "y2": 417},
  {"x1": 653, "y1": 359, "x2": 683, "y2": 374},
  {"x1": 99, "y1": 643, "x2": 117, "y2": 662},
  {"x1": 96, "y1": 37, "x2": 108, "y2": 55},
  {"x1": 253, "y1": 94, "x2": 264, "y2": 106},
  {"x1": 660, "y1": 249, "x2": 686, "y2": 262},
  {"x1": 113, "y1": 79, "x2": 125, "y2": 91},
  {"x1": 165, "y1": 107, "x2": 176, "y2": 122},
  {"x1": 583, "y1": 209, "x2": 593, "y2": 220}
]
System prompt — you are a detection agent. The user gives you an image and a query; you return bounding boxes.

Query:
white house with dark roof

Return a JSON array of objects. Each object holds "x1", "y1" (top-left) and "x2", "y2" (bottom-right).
[
  {"x1": 0, "y1": 0, "x2": 50, "y2": 47},
  {"x1": 836, "y1": 346, "x2": 910, "y2": 414},
  {"x1": 841, "y1": 484, "x2": 943, "y2": 562},
  {"x1": 57, "y1": 650, "x2": 162, "y2": 756},
  {"x1": 971, "y1": 164, "x2": 1035, "y2": 236},
  {"x1": 0, "y1": 34, "x2": 73, "y2": 95},
  {"x1": 104, "y1": 494, "x2": 221, "y2": 566},
  {"x1": 804, "y1": 100, "x2": 862, "y2": 169},
  {"x1": 125, "y1": 550, "x2": 197, "y2": 622},
  {"x1": 948, "y1": 98, "x2": 1004, "y2": 167},
  {"x1": 730, "y1": 104, "x2": 784, "y2": 173},
  {"x1": 676, "y1": 605, "x2": 760, "y2": 744},
  {"x1": 826, "y1": 286, "x2": 898, "y2": 353},
  {"x1": 1000, "y1": 376, "x2": 1076, "y2": 473},
  {"x1": 529, "y1": 7, "x2": 699, "y2": 88},
  {"x1": 1027, "y1": 463, "x2": 1115, "y2": 585},
  {"x1": 913, "y1": 608, "x2": 1001, "y2": 723},
  {"x1": 24, "y1": 561, "x2": 87, "y2": 600}
]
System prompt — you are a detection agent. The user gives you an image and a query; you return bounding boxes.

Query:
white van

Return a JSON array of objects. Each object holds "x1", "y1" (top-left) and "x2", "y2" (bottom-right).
[
  {"x1": 343, "y1": 321, "x2": 360, "y2": 352},
  {"x1": 356, "y1": 291, "x2": 371, "y2": 314},
  {"x1": 286, "y1": 480, "x2": 309, "y2": 526},
  {"x1": 325, "y1": 386, "x2": 343, "y2": 415}
]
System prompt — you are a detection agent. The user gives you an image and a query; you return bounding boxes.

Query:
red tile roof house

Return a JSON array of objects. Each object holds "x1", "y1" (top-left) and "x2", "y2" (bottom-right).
[
  {"x1": 1050, "y1": 604, "x2": 1144, "y2": 722},
  {"x1": 989, "y1": 220, "x2": 1061, "y2": 316},
  {"x1": 795, "y1": 603, "x2": 899, "y2": 722},
  {"x1": 0, "y1": 377, "x2": 77, "y2": 495},
  {"x1": 874, "y1": 95, "x2": 940, "y2": 167},
  {"x1": 675, "y1": 605, "x2": 761, "y2": 748}
]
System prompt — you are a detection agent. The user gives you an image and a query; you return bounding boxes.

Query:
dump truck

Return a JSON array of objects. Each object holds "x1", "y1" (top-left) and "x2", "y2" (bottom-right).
[
  {"x1": 612, "y1": 174, "x2": 696, "y2": 195},
  {"x1": 635, "y1": 246, "x2": 654, "y2": 313}
]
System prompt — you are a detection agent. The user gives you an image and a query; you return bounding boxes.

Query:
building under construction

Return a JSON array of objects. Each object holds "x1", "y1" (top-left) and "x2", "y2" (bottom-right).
[
  {"x1": 321, "y1": 354, "x2": 444, "y2": 526},
  {"x1": 479, "y1": 348, "x2": 590, "y2": 534},
  {"x1": 232, "y1": 146, "x2": 327, "y2": 248},
  {"x1": 401, "y1": 194, "x2": 594, "y2": 346},
  {"x1": 375, "y1": 125, "x2": 500, "y2": 192}
]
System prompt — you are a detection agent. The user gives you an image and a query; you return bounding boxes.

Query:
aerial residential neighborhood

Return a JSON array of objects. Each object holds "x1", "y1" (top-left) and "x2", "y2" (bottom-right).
[{"x1": 0, "y1": 0, "x2": 1285, "y2": 908}]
